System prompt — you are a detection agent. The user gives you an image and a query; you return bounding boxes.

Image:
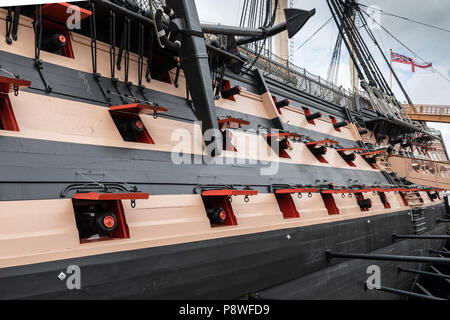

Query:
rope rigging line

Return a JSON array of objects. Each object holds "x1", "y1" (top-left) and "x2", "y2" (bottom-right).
[
  {"x1": 295, "y1": 16, "x2": 333, "y2": 52},
  {"x1": 359, "y1": 8, "x2": 450, "y2": 83},
  {"x1": 359, "y1": 3, "x2": 450, "y2": 34},
  {"x1": 326, "y1": 33, "x2": 342, "y2": 84},
  {"x1": 240, "y1": 0, "x2": 278, "y2": 70}
]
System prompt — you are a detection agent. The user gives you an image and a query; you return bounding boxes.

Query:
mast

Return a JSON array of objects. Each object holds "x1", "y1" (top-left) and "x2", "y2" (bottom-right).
[
  {"x1": 389, "y1": 48, "x2": 393, "y2": 90},
  {"x1": 273, "y1": 0, "x2": 289, "y2": 61},
  {"x1": 347, "y1": 5, "x2": 359, "y2": 94}
]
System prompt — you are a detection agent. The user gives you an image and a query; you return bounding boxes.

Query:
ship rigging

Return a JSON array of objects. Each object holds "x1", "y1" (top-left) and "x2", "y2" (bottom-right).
[{"x1": 0, "y1": 0, "x2": 448, "y2": 300}]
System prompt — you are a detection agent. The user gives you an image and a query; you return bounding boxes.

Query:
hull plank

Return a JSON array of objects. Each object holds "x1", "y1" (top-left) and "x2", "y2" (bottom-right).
[
  {"x1": 0, "y1": 204, "x2": 445, "y2": 300},
  {"x1": 0, "y1": 5, "x2": 448, "y2": 301}
]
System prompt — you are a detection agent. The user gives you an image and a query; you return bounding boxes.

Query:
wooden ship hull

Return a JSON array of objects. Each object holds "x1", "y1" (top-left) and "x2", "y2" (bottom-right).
[{"x1": 0, "y1": 1, "x2": 448, "y2": 300}]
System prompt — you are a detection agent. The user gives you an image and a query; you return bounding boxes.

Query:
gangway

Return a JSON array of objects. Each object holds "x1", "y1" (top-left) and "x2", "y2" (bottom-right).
[
  {"x1": 402, "y1": 104, "x2": 450, "y2": 123},
  {"x1": 388, "y1": 155, "x2": 450, "y2": 189}
]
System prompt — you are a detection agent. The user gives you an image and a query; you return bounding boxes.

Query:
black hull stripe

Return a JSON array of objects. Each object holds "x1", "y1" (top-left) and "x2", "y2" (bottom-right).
[
  {"x1": 0, "y1": 135, "x2": 388, "y2": 201},
  {"x1": 0, "y1": 204, "x2": 445, "y2": 299}
]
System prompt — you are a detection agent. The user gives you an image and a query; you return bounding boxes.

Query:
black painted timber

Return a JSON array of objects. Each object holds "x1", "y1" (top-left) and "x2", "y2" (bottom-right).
[{"x1": 0, "y1": 135, "x2": 389, "y2": 201}]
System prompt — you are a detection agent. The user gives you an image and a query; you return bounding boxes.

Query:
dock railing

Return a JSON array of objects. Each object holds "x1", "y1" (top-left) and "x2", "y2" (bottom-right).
[
  {"x1": 402, "y1": 104, "x2": 450, "y2": 123},
  {"x1": 389, "y1": 155, "x2": 450, "y2": 189},
  {"x1": 238, "y1": 45, "x2": 370, "y2": 111}
]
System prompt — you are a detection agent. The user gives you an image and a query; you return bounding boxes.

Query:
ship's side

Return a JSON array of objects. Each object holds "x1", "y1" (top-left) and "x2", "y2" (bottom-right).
[{"x1": 0, "y1": 2, "x2": 448, "y2": 300}]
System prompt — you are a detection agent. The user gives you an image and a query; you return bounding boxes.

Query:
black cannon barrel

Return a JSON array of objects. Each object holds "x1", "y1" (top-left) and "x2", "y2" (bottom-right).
[
  {"x1": 333, "y1": 121, "x2": 348, "y2": 129},
  {"x1": 306, "y1": 112, "x2": 322, "y2": 121},
  {"x1": 358, "y1": 128, "x2": 369, "y2": 135}
]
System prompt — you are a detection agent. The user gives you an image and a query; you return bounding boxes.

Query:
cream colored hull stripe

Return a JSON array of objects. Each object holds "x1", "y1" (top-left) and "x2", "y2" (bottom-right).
[
  {"x1": 0, "y1": 193, "x2": 441, "y2": 269},
  {"x1": 1, "y1": 91, "x2": 378, "y2": 171},
  {"x1": 0, "y1": 10, "x2": 360, "y2": 144}
]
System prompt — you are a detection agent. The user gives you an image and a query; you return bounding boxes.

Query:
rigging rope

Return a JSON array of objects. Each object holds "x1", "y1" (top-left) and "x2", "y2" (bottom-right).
[
  {"x1": 326, "y1": 33, "x2": 342, "y2": 84},
  {"x1": 359, "y1": 8, "x2": 450, "y2": 83},
  {"x1": 295, "y1": 17, "x2": 333, "y2": 52},
  {"x1": 240, "y1": 0, "x2": 278, "y2": 69},
  {"x1": 359, "y1": 3, "x2": 450, "y2": 34}
]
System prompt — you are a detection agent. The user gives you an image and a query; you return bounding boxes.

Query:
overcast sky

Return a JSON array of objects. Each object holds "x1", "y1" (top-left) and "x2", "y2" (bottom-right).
[{"x1": 195, "y1": 0, "x2": 450, "y2": 149}]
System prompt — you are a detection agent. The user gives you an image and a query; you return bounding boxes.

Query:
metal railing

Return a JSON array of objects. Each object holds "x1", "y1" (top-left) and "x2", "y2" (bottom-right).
[
  {"x1": 238, "y1": 45, "x2": 367, "y2": 111},
  {"x1": 134, "y1": 1, "x2": 366, "y2": 111},
  {"x1": 389, "y1": 155, "x2": 450, "y2": 189},
  {"x1": 403, "y1": 104, "x2": 450, "y2": 116}
]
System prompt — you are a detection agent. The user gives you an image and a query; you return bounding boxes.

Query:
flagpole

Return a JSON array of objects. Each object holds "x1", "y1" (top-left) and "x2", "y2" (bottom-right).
[{"x1": 389, "y1": 49, "x2": 393, "y2": 91}]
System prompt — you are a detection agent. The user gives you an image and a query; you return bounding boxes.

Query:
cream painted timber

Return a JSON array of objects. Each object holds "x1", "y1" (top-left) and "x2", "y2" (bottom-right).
[
  {"x1": 321, "y1": 147, "x2": 377, "y2": 170},
  {"x1": 363, "y1": 192, "x2": 386, "y2": 213},
  {"x1": 389, "y1": 156, "x2": 408, "y2": 177},
  {"x1": 352, "y1": 152, "x2": 377, "y2": 170},
  {"x1": 388, "y1": 155, "x2": 450, "y2": 189},
  {"x1": 287, "y1": 141, "x2": 323, "y2": 165},
  {"x1": 140, "y1": 114, "x2": 205, "y2": 154},
  {"x1": 0, "y1": 199, "x2": 79, "y2": 256},
  {"x1": 0, "y1": 196, "x2": 443, "y2": 268},
  {"x1": 230, "y1": 130, "x2": 379, "y2": 171},
  {"x1": 287, "y1": 140, "x2": 378, "y2": 171},
  {"x1": 289, "y1": 140, "x2": 374, "y2": 170},
  {"x1": 2, "y1": 91, "x2": 379, "y2": 172},
  {"x1": 418, "y1": 191, "x2": 432, "y2": 205},
  {"x1": 216, "y1": 98, "x2": 365, "y2": 144},
  {"x1": 225, "y1": 129, "x2": 279, "y2": 163},
  {"x1": 280, "y1": 106, "x2": 356, "y2": 141},
  {"x1": 122, "y1": 195, "x2": 212, "y2": 239},
  {"x1": 386, "y1": 191, "x2": 403, "y2": 210},
  {"x1": 0, "y1": 9, "x2": 188, "y2": 100},
  {"x1": 7, "y1": 90, "x2": 205, "y2": 154},
  {"x1": 215, "y1": 90, "x2": 268, "y2": 119},
  {"x1": 292, "y1": 193, "x2": 329, "y2": 220},
  {"x1": 216, "y1": 92, "x2": 279, "y2": 121},
  {"x1": 0, "y1": 9, "x2": 368, "y2": 150},
  {"x1": 261, "y1": 92, "x2": 282, "y2": 120},
  {"x1": 0, "y1": 9, "x2": 279, "y2": 126},
  {"x1": 333, "y1": 194, "x2": 361, "y2": 216},
  {"x1": 231, "y1": 194, "x2": 285, "y2": 227}
]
